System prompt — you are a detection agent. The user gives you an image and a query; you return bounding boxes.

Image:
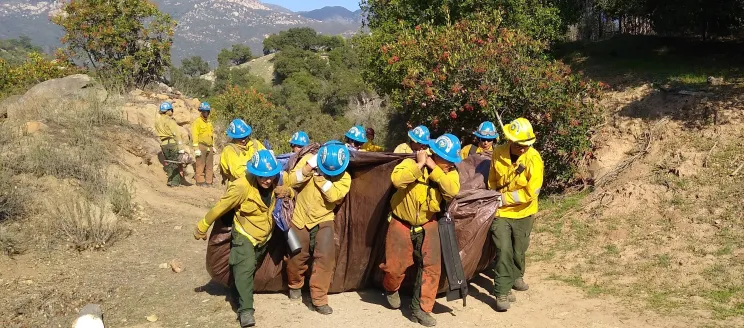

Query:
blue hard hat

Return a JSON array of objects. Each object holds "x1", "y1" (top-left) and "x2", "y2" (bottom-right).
[
  {"x1": 473, "y1": 121, "x2": 499, "y2": 140},
  {"x1": 246, "y1": 149, "x2": 281, "y2": 177},
  {"x1": 289, "y1": 131, "x2": 310, "y2": 147},
  {"x1": 198, "y1": 102, "x2": 211, "y2": 112},
  {"x1": 344, "y1": 125, "x2": 368, "y2": 143},
  {"x1": 317, "y1": 140, "x2": 350, "y2": 177},
  {"x1": 226, "y1": 119, "x2": 252, "y2": 139},
  {"x1": 159, "y1": 102, "x2": 173, "y2": 113},
  {"x1": 429, "y1": 133, "x2": 463, "y2": 164},
  {"x1": 408, "y1": 125, "x2": 431, "y2": 144}
]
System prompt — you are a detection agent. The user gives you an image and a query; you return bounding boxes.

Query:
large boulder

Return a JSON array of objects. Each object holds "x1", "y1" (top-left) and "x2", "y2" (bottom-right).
[
  {"x1": 172, "y1": 98, "x2": 197, "y2": 125},
  {"x1": 5, "y1": 74, "x2": 108, "y2": 120},
  {"x1": 122, "y1": 103, "x2": 158, "y2": 130}
]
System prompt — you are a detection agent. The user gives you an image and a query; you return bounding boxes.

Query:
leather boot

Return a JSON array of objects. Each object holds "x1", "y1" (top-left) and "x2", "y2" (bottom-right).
[
  {"x1": 315, "y1": 304, "x2": 333, "y2": 315},
  {"x1": 496, "y1": 295, "x2": 510, "y2": 311},
  {"x1": 508, "y1": 291, "x2": 516, "y2": 302},
  {"x1": 238, "y1": 309, "x2": 255, "y2": 327},
  {"x1": 411, "y1": 309, "x2": 437, "y2": 327},
  {"x1": 289, "y1": 288, "x2": 302, "y2": 301},
  {"x1": 386, "y1": 291, "x2": 401, "y2": 309},
  {"x1": 513, "y1": 278, "x2": 529, "y2": 291}
]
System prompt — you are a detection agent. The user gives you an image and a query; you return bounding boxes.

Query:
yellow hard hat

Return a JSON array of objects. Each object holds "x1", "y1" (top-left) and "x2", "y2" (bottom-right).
[{"x1": 502, "y1": 118, "x2": 536, "y2": 146}]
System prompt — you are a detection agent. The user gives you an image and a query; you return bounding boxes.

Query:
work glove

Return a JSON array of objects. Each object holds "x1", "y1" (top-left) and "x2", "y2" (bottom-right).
[
  {"x1": 307, "y1": 154, "x2": 318, "y2": 168},
  {"x1": 194, "y1": 149, "x2": 202, "y2": 157},
  {"x1": 211, "y1": 146, "x2": 217, "y2": 153},
  {"x1": 178, "y1": 149, "x2": 185, "y2": 154},
  {"x1": 496, "y1": 195, "x2": 503, "y2": 208},
  {"x1": 274, "y1": 185, "x2": 294, "y2": 199},
  {"x1": 194, "y1": 219, "x2": 209, "y2": 240}
]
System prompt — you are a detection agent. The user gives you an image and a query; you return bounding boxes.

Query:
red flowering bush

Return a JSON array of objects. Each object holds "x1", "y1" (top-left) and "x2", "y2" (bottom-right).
[{"x1": 364, "y1": 12, "x2": 603, "y2": 188}]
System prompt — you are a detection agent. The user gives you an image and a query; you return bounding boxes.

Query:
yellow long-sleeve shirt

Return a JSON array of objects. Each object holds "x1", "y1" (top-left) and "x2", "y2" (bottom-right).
[
  {"x1": 488, "y1": 143, "x2": 544, "y2": 219},
  {"x1": 219, "y1": 140, "x2": 266, "y2": 183},
  {"x1": 288, "y1": 154, "x2": 352, "y2": 229},
  {"x1": 191, "y1": 116, "x2": 214, "y2": 147},
  {"x1": 362, "y1": 141, "x2": 384, "y2": 152},
  {"x1": 155, "y1": 114, "x2": 182, "y2": 146},
  {"x1": 390, "y1": 159, "x2": 460, "y2": 226},
  {"x1": 460, "y1": 144, "x2": 492, "y2": 159}
]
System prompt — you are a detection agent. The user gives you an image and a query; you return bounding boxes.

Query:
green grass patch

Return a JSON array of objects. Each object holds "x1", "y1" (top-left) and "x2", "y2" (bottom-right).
[
  {"x1": 548, "y1": 274, "x2": 610, "y2": 297},
  {"x1": 656, "y1": 254, "x2": 672, "y2": 268},
  {"x1": 553, "y1": 35, "x2": 744, "y2": 89},
  {"x1": 647, "y1": 291, "x2": 681, "y2": 312}
]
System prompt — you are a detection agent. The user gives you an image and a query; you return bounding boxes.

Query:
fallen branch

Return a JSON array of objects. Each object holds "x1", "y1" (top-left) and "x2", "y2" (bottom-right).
[
  {"x1": 595, "y1": 118, "x2": 669, "y2": 187},
  {"x1": 703, "y1": 141, "x2": 718, "y2": 168},
  {"x1": 731, "y1": 161, "x2": 744, "y2": 177}
]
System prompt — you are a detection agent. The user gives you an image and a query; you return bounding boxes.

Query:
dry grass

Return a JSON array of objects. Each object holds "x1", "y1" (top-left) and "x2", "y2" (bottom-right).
[
  {"x1": 0, "y1": 90, "x2": 139, "y2": 253},
  {"x1": 54, "y1": 196, "x2": 130, "y2": 251},
  {"x1": 531, "y1": 125, "x2": 744, "y2": 325}
]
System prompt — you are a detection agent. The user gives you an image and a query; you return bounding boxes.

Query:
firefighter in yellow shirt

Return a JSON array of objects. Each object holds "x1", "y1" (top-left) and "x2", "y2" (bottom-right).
[
  {"x1": 220, "y1": 119, "x2": 265, "y2": 185},
  {"x1": 286, "y1": 141, "x2": 351, "y2": 315},
  {"x1": 155, "y1": 102, "x2": 185, "y2": 187},
  {"x1": 393, "y1": 125, "x2": 430, "y2": 154},
  {"x1": 461, "y1": 121, "x2": 499, "y2": 159},
  {"x1": 361, "y1": 127, "x2": 385, "y2": 152},
  {"x1": 194, "y1": 150, "x2": 298, "y2": 328},
  {"x1": 192, "y1": 102, "x2": 215, "y2": 186},
  {"x1": 487, "y1": 118, "x2": 544, "y2": 311},
  {"x1": 380, "y1": 134, "x2": 461, "y2": 327},
  {"x1": 344, "y1": 125, "x2": 367, "y2": 151}
]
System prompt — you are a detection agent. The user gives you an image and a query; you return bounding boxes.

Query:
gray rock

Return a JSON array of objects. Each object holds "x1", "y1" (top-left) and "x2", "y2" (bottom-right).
[{"x1": 6, "y1": 74, "x2": 108, "y2": 120}]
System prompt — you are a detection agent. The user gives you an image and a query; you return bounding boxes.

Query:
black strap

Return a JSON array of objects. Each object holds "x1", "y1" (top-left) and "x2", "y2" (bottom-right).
[
  {"x1": 468, "y1": 144, "x2": 478, "y2": 156},
  {"x1": 438, "y1": 210, "x2": 468, "y2": 306}
]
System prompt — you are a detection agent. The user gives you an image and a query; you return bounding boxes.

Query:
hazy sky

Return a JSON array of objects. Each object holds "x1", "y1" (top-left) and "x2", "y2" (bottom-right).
[{"x1": 263, "y1": 0, "x2": 361, "y2": 12}]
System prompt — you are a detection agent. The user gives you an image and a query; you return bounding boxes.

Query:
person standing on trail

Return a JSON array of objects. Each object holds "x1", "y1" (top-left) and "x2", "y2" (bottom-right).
[
  {"x1": 286, "y1": 141, "x2": 351, "y2": 315},
  {"x1": 194, "y1": 149, "x2": 298, "y2": 328},
  {"x1": 192, "y1": 102, "x2": 215, "y2": 187},
  {"x1": 155, "y1": 102, "x2": 185, "y2": 187},
  {"x1": 393, "y1": 125, "x2": 431, "y2": 154},
  {"x1": 380, "y1": 134, "x2": 462, "y2": 327},
  {"x1": 289, "y1": 131, "x2": 310, "y2": 154},
  {"x1": 487, "y1": 117, "x2": 544, "y2": 311},
  {"x1": 344, "y1": 125, "x2": 367, "y2": 151},
  {"x1": 220, "y1": 119, "x2": 266, "y2": 185},
  {"x1": 361, "y1": 127, "x2": 385, "y2": 152},
  {"x1": 461, "y1": 121, "x2": 499, "y2": 159}
]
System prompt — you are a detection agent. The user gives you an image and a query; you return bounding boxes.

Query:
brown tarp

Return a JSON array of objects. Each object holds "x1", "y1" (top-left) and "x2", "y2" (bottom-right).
[{"x1": 206, "y1": 151, "x2": 500, "y2": 293}]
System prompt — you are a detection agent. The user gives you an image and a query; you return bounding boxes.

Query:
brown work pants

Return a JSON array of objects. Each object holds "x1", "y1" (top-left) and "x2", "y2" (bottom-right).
[
  {"x1": 380, "y1": 219, "x2": 441, "y2": 313},
  {"x1": 286, "y1": 221, "x2": 336, "y2": 306},
  {"x1": 194, "y1": 144, "x2": 214, "y2": 185}
]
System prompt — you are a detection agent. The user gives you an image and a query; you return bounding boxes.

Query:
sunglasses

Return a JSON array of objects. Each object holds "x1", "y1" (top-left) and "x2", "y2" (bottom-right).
[{"x1": 477, "y1": 138, "x2": 494, "y2": 142}]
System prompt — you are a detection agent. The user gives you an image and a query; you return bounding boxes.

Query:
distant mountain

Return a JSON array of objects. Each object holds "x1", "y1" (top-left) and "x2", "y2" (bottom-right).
[
  {"x1": 298, "y1": 6, "x2": 363, "y2": 24},
  {"x1": 0, "y1": 0, "x2": 361, "y2": 65}
]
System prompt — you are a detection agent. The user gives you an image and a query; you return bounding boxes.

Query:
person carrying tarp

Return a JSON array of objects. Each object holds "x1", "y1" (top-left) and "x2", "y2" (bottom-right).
[
  {"x1": 487, "y1": 118, "x2": 544, "y2": 311},
  {"x1": 193, "y1": 150, "x2": 297, "y2": 327},
  {"x1": 289, "y1": 131, "x2": 310, "y2": 154},
  {"x1": 361, "y1": 127, "x2": 385, "y2": 152},
  {"x1": 155, "y1": 102, "x2": 186, "y2": 187},
  {"x1": 192, "y1": 102, "x2": 215, "y2": 187},
  {"x1": 286, "y1": 141, "x2": 352, "y2": 315},
  {"x1": 344, "y1": 125, "x2": 367, "y2": 151},
  {"x1": 393, "y1": 125, "x2": 431, "y2": 154},
  {"x1": 220, "y1": 119, "x2": 266, "y2": 185},
  {"x1": 380, "y1": 134, "x2": 462, "y2": 327},
  {"x1": 461, "y1": 121, "x2": 499, "y2": 159}
]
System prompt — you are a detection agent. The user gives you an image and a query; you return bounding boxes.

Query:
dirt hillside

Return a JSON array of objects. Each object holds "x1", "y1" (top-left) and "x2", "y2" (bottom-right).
[{"x1": 1, "y1": 75, "x2": 742, "y2": 327}]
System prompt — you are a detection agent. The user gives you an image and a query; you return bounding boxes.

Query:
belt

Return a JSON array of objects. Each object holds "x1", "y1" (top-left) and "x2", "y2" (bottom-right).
[{"x1": 389, "y1": 213, "x2": 424, "y2": 233}]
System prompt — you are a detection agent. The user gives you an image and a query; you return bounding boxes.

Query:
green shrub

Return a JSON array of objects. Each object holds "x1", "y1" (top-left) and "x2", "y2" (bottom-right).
[
  {"x1": 52, "y1": 0, "x2": 176, "y2": 90},
  {"x1": 108, "y1": 178, "x2": 135, "y2": 220},
  {"x1": 55, "y1": 196, "x2": 129, "y2": 251},
  {"x1": 0, "y1": 52, "x2": 79, "y2": 99},
  {"x1": 363, "y1": 12, "x2": 604, "y2": 188}
]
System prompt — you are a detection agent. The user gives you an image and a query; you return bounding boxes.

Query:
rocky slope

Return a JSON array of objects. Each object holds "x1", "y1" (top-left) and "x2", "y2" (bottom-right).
[{"x1": 0, "y1": 0, "x2": 360, "y2": 64}]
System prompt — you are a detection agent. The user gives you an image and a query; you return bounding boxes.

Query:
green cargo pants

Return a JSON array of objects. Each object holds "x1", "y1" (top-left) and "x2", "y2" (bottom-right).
[
  {"x1": 161, "y1": 144, "x2": 181, "y2": 186},
  {"x1": 229, "y1": 230, "x2": 268, "y2": 314},
  {"x1": 490, "y1": 216, "x2": 534, "y2": 296}
]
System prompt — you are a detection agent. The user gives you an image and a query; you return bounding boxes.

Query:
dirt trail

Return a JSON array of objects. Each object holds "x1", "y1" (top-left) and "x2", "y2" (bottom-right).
[{"x1": 1, "y1": 148, "x2": 692, "y2": 328}]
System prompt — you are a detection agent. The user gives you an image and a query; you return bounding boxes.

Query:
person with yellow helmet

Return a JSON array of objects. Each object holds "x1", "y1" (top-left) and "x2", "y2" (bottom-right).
[{"x1": 487, "y1": 117, "x2": 544, "y2": 312}]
